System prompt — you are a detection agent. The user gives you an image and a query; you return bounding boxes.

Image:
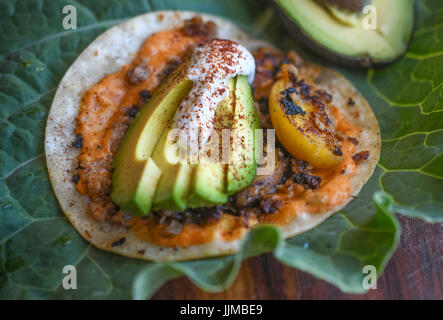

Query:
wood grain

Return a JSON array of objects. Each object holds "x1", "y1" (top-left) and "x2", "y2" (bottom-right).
[{"x1": 152, "y1": 215, "x2": 443, "y2": 299}]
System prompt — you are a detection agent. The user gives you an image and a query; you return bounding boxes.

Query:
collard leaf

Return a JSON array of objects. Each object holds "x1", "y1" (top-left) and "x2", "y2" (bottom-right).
[
  {"x1": 133, "y1": 187, "x2": 399, "y2": 299},
  {"x1": 0, "y1": 0, "x2": 440, "y2": 299},
  {"x1": 340, "y1": 0, "x2": 443, "y2": 222}
]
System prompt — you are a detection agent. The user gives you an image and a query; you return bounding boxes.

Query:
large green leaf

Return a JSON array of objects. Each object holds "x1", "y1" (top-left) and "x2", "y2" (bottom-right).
[
  {"x1": 340, "y1": 0, "x2": 443, "y2": 223},
  {"x1": 0, "y1": 0, "x2": 440, "y2": 299}
]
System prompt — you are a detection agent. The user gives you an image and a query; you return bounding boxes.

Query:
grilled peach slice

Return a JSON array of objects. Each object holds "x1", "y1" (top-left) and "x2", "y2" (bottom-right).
[{"x1": 269, "y1": 77, "x2": 342, "y2": 169}]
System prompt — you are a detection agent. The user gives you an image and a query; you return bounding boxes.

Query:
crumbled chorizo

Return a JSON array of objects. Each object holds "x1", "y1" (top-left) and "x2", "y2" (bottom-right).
[{"x1": 352, "y1": 150, "x2": 370, "y2": 164}]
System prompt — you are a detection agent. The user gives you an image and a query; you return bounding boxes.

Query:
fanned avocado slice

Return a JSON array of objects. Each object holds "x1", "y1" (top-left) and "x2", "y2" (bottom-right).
[
  {"x1": 151, "y1": 124, "x2": 194, "y2": 211},
  {"x1": 273, "y1": 0, "x2": 415, "y2": 67},
  {"x1": 227, "y1": 76, "x2": 260, "y2": 195}
]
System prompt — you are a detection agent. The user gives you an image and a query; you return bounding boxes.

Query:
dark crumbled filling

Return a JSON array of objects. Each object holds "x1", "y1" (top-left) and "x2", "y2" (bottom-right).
[
  {"x1": 333, "y1": 147, "x2": 344, "y2": 156},
  {"x1": 111, "y1": 237, "x2": 126, "y2": 247},
  {"x1": 72, "y1": 174, "x2": 80, "y2": 185},
  {"x1": 291, "y1": 159, "x2": 322, "y2": 190},
  {"x1": 348, "y1": 137, "x2": 359, "y2": 145},
  {"x1": 293, "y1": 173, "x2": 322, "y2": 190},
  {"x1": 139, "y1": 90, "x2": 152, "y2": 105},
  {"x1": 181, "y1": 16, "x2": 217, "y2": 38},
  {"x1": 352, "y1": 150, "x2": 370, "y2": 164},
  {"x1": 257, "y1": 97, "x2": 269, "y2": 115},
  {"x1": 151, "y1": 206, "x2": 224, "y2": 235},
  {"x1": 260, "y1": 198, "x2": 282, "y2": 214},
  {"x1": 72, "y1": 134, "x2": 83, "y2": 149},
  {"x1": 158, "y1": 57, "x2": 182, "y2": 81},
  {"x1": 315, "y1": 89, "x2": 333, "y2": 103},
  {"x1": 126, "y1": 105, "x2": 139, "y2": 119}
]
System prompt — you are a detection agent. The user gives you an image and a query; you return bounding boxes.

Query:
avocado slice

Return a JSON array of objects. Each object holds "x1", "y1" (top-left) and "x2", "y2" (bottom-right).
[
  {"x1": 111, "y1": 65, "x2": 193, "y2": 216},
  {"x1": 187, "y1": 79, "x2": 236, "y2": 207},
  {"x1": 188, "y1": 161, "x2": 228, "y2": 207},
  {"x1": 273, "y1": 0, "x2": 415, "y2": 67},
  {"x1": 227, "y1": 76, "x2": 261, "y2": 195},
  {"x1": 151, "y1": 125, "x2": 193, "y2": 211}
]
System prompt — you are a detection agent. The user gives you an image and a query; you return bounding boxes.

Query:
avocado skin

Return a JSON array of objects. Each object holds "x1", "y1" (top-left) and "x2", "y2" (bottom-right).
[{"x1": 272, "y1": 0, "x2": 416, "y2": 68}]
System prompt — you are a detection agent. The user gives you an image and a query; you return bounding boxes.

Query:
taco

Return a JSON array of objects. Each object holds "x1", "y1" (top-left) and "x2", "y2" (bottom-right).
[{"x1": 45, "y1": 11, "x2": 380, "y2": 261}]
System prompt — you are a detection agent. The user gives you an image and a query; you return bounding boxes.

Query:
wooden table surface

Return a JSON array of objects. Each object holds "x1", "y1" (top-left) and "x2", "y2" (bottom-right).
[{"x1": 152, "y1": 215, "x2": 442, "y2": 299}]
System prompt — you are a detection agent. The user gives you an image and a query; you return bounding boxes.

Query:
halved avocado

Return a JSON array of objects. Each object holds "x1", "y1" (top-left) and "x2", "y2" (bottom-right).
[{"x1": 273, "y1": 0, "x2": 415, "y2": 67}]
